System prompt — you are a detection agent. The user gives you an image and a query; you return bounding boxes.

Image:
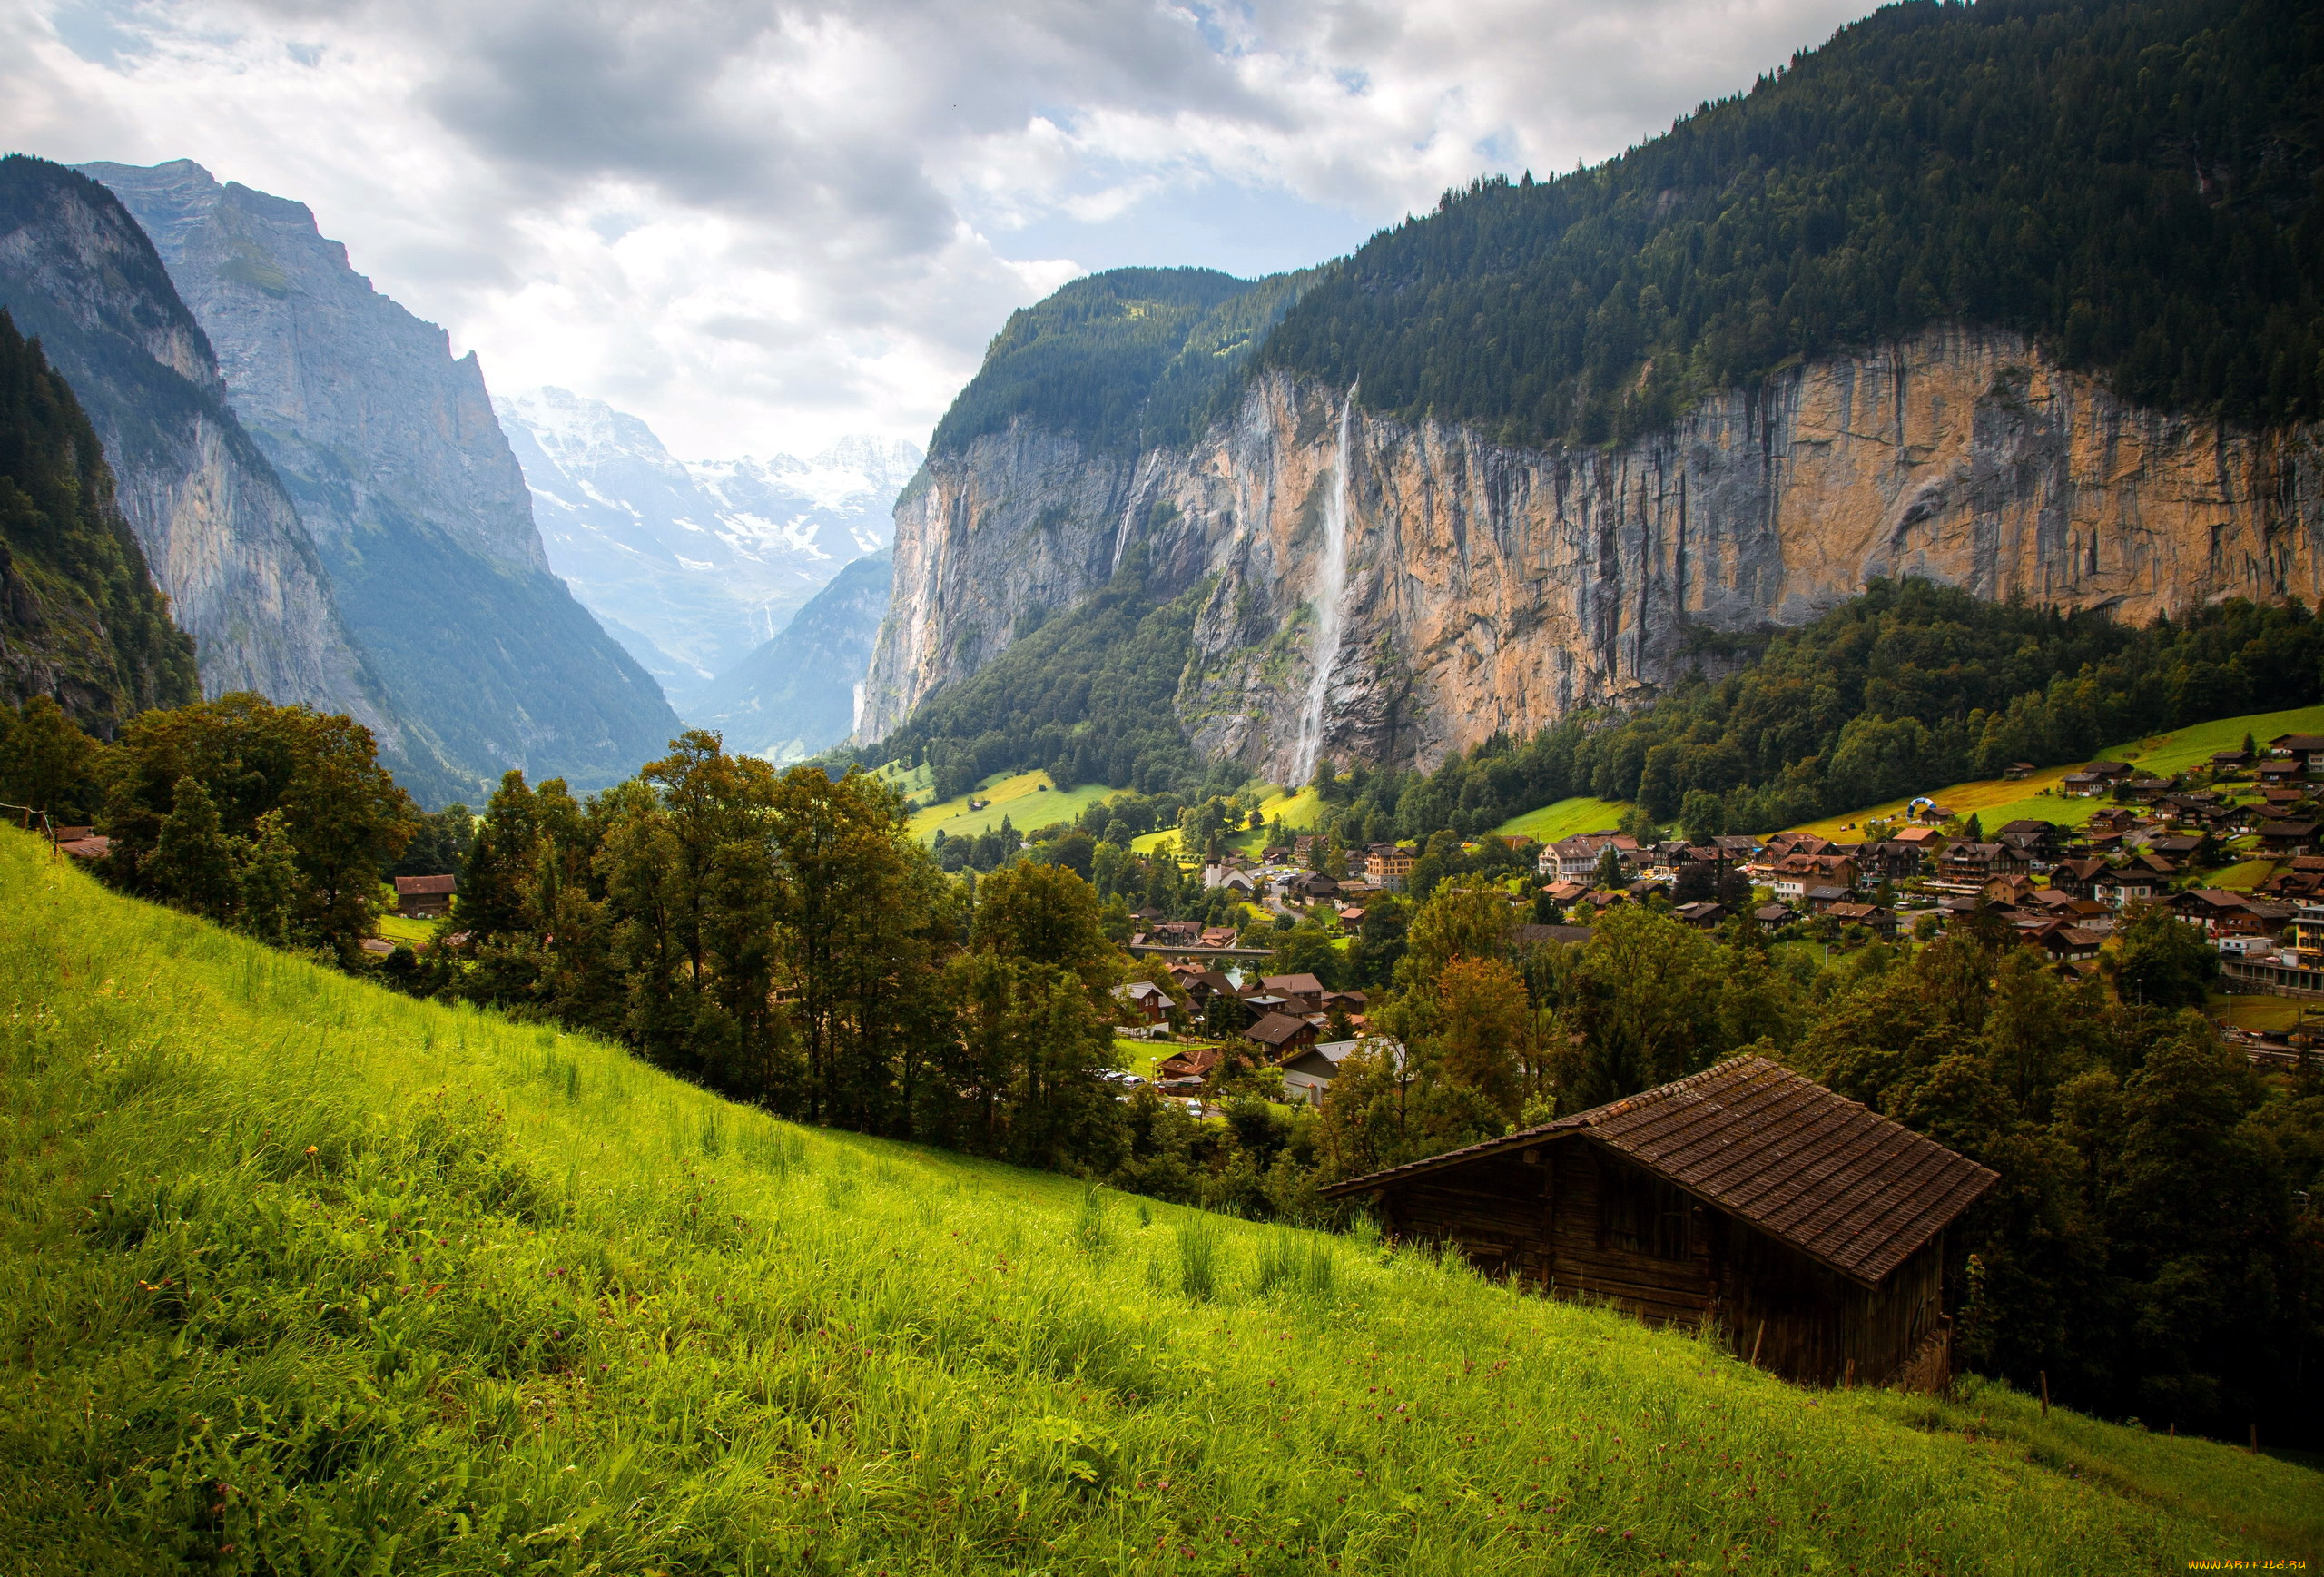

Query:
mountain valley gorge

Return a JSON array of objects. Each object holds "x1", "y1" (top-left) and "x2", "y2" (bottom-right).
[
  {"x1": 859, "y1": 0, "x2": 2324, "y2": 785},
  {"x1": 864, "y1": 326, "x2": 2324, "y2": 780}
]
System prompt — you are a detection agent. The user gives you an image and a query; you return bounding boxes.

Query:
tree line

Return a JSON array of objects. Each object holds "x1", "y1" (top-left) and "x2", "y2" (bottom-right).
[
  {"x1": 1288, "y1": 579, "x2": 2324, "y2": 848},
  {"x1": 6, "y1": 587, "x2": 2321, "y2": 1446},
  {"x1": 1260, "y1": 0, "x2": 2322, "y2": 448}
]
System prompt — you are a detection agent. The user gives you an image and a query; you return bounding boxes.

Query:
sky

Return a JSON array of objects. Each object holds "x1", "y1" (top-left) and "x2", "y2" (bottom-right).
[{"x1": 1, "y1": 0, "x2": 1869, "y2": 459}]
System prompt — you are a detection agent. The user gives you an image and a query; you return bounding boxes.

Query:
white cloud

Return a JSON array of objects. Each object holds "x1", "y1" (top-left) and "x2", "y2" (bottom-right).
[{"x1": 2, "y1": 0, "x2": 1867, "y2": 457}]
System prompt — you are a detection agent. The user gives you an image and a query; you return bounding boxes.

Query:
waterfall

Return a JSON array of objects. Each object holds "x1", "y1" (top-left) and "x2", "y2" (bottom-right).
[{"x1": 1293, "y1": 388, "x2": 1355, "y2": 784}]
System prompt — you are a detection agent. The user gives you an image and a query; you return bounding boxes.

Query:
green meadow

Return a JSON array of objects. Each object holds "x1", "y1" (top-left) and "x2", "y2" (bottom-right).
[
  {"x1": 3, "y1": 826, "x2": 2318, "y2": 1572},
  {"x1": 1785, "y1": 703, "x2": 2324, "y2": 839},
  {"x1": 1132, "y1": 785, "x2": 1325, "y2": 857},
  {"x1": 1489, "y1": 796, "x2": 1634, "y2": 845},
  {"x1": 905, "y1": 769, "x2": 1123, "y2": 843}
]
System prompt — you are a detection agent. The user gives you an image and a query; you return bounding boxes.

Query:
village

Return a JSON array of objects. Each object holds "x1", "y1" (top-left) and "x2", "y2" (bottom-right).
[{"x1": 1102, "y1": 730, "x2": 2324, "y2": 1115}]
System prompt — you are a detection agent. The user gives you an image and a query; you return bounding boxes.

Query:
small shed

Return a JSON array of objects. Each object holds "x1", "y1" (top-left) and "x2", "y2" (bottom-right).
[
  {"x1": 392, "y1": 873, "x2": 457, "y2": 918},
  {"x1": 1321, "y1": 1056, "x2": 1997, "y2": 1389}
]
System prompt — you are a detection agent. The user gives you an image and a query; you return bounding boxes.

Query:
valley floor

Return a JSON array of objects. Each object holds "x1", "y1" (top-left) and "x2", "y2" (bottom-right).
[{"x1": 2, "y1": 827, "x2": 2317, "y2": 1572}]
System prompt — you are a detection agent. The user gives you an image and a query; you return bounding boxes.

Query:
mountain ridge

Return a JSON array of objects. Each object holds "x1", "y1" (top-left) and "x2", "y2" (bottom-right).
[
  {"x1": 0, "y1": 155, "x2": 399, "y2": 753},
  {"x1": 859, "y1": 0, "x2": 2324, "y2": 784},
  {"x1": 81, "y1": 159, "x2": 682, "y2": 803},
  {"x1": 497, "y1": 384, "x2": 918, "y2": 688}
]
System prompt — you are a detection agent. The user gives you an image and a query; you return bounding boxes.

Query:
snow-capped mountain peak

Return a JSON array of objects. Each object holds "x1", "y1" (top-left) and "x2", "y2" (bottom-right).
[{"x1": 494, "y1": 386, "x2": 921, "y2": 691}]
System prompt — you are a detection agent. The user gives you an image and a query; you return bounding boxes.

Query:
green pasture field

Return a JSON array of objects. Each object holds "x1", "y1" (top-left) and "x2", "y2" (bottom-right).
[
  {"x1": 2, "y1": 827, "x2": 2317, "y2": 1572},
  {"x1": 1131, "y1": 784, "x2": 1324, "y2": 857},
  {"x1": 1786, "y1": 703, "x2": 2324, "y2": 839},
  {"x1": 907, "y1": 769, "x2": 1122, "y2": 843},
  {"x1": 374, "y1": 913, "x2": 439, "y2": 948},
  {"x1": 1489, "y1": 796, "x2": 1632, "y2": 845},
  {"x1": 2207, "y1": 992, "x2": 2322, "y2": 1036}
]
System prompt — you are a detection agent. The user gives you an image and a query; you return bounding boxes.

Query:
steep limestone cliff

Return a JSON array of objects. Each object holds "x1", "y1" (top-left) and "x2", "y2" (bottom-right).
[
  {"x1": 0, "y1": 156, "x2": 394, "y2": 745},
  {"x1": 862, "y1": 326, "x2": 2324, "y2": 778},
  {"x1": 84, "y1": 161, "x2": 678, "y2": 801}
]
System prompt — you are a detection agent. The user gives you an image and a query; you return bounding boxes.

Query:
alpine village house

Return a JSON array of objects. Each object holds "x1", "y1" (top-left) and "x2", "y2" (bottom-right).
[{"x1": 1323, "y1": 1057, "x2": 1997, "y2": 1390}]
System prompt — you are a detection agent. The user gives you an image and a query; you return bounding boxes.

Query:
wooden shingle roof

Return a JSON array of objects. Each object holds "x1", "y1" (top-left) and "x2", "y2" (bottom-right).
[{"x1": 1322, "y1": 1056, "x2": 1997, "y2": 1286}]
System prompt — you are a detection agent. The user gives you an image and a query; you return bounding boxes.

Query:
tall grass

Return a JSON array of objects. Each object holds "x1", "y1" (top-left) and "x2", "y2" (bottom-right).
[{"x1": 0, "y1": 826, "x2": 2316, "y2": 1573}]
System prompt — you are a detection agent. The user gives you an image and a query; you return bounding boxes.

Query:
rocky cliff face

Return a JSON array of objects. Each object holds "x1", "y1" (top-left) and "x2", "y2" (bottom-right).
[
  {"x1": 84, "y1": 160, "x2": 678, "y2": 801},
  {"x1": 863, "y1": 325, "x2": 2324, "y2": 778},
  {"x1": 0, "y1": 156, "x2": 394, "y2": 744}
]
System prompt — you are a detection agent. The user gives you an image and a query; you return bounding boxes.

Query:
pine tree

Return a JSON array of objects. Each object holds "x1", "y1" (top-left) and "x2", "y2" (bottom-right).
[
  {"x1": 239, "y1": 809, "x2": 300, "y2": 946},
  {"x1": 148, "y1": 776, "x2": 237, "y2": 920}
]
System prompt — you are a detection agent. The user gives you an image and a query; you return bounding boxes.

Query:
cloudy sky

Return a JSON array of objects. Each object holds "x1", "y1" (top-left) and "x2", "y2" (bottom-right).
[{"x1": 3, "y1": 0, "x2": 1866, "y2": 458}]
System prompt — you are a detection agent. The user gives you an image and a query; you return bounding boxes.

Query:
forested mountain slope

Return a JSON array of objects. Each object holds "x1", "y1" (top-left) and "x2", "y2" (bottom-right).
[
  {"x1": 861, "y1": 0, "x2": 2324, "y2": 787},
  {"x1": 3, "y1": 827, "x2": 2315, "y2": 1569},
  {"x1": 0, "y1": 310, "x2": 195, "y2": 731},
  {"x1": 1262, "y1": 0, "x2": 2323, "y2": 448}
]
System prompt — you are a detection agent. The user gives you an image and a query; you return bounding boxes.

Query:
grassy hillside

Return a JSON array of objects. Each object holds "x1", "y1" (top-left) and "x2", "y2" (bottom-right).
[
  {"x1": 3, "y1": 826, "x2": 2318, "y2": 1571},
  {"x1": 1784, "y1": 703, "x2": 2324, "y2": 838},
  {"x1": 1491, "y1": 795, "x2": 1632, "y2": 845},
  {"x1": 908, "y1": 768, "x2": 1123, "y2": 843},
  {"x1": 1130, "y1": 784, "x2": 1324, "y2": 857}
]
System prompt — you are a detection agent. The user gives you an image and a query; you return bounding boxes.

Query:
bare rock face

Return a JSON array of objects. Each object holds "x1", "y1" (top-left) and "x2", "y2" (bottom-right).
[
  {"x1": 0, "y1": 156, "x2": 395, "y2": 745},
  {"x1": 82, "y1": 160, "x2": 679, "y2": 801},
  {"x1": 863, "y1": 325, "x2": 2324, "y2": 778}
]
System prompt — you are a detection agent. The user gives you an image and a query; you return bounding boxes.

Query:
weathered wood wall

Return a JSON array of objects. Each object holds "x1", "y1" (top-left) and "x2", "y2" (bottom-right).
[{"x1": 1370, "y1": 1138, "x2": 1951, "y2": 1389}]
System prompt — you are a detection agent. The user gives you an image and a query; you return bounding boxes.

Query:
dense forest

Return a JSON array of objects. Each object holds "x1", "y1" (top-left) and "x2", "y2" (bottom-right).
[
  {"x1": 0, "y1": 310, "x2": 195, "y2": 734},
  {"x1": 927, "y1": 266, "x2": 1318, "y2": 459},
  {"x1": 1262, "y1": 0, "x2": 2324, "y2": 448},
  {"x1": 1284, "y1": 579, "x2": 2324, "y2": 846},
  {"x1": 851, "y1": 574, "x2": 2324, "y2": 852}
]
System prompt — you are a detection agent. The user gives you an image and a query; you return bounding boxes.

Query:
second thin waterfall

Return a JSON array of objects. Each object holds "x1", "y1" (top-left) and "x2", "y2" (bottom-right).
[{"x1": 1294, "y1": 388, "x2": 1356, "y2": 784}]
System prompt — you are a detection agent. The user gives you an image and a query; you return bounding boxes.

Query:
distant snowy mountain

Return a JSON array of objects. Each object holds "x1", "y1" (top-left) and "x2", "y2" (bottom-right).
[{"x1": 495, "y1": 386, "x2": 920, "y2": 689}]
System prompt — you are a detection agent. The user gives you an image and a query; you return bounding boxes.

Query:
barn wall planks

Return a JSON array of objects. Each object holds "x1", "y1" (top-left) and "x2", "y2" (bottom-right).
[{"x1": 1367, "y1": 1135, "x2": 1952, "y2": 1389}]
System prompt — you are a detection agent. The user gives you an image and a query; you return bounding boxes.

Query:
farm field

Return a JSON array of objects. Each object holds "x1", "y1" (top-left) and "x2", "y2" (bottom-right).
[
  {"x1": 1489, "y1": 795, "x2": 1631, "y2": 844},
  {"x1": 1784, "y1": 703, "x2": 2324, "y2": 839},
  {"x1": 1131, "y1": 784, "x2": 1324, "y2": 857},
  {"x1": 374, "y1": 913, "x2": 439, "y2": 947},
  {"x1": 2, "y1": 829, "x2": 2319, "y2": 1572},
  {"x1": 5, "y1": 841, "x2": 2324, "y2": 1570},
  {"x1": 906, "y1": 768, "x2": 1121, "y2": 843}
]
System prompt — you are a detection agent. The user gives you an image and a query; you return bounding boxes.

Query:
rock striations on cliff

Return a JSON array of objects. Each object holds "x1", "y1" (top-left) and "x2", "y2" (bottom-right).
[
  {"x1": 862, "y1": 326, "x2": 2324, "y2": 781},
  {"x1": 0, "y1": 155, "x2": 394, "y2": 747},
  {"x1": 860, "y1": 0, "x2": 2323, "y2": 784},
  {"x1": 82, "y1": 160, "x2": 678, "y2": 803}
]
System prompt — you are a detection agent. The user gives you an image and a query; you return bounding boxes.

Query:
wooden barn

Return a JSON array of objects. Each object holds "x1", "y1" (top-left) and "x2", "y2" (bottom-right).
[
  {"x1": 391, "y1": 873, "x2": 457, "y2": 919},
  {"x1": 1320, "y1": 1056, "x2": 1997, "y2": 1389}
]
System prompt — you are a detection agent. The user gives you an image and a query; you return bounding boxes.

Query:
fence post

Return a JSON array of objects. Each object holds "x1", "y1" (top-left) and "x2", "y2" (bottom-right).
[{"x1": 2039, "y1": 1371, "x2": 2050, "y2": 1417}]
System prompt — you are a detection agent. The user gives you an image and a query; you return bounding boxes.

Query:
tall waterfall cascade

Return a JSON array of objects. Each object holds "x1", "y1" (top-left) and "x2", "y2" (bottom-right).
[{"x1": 1293, "y1": 388, "x2": 1356, "y2": 784}]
